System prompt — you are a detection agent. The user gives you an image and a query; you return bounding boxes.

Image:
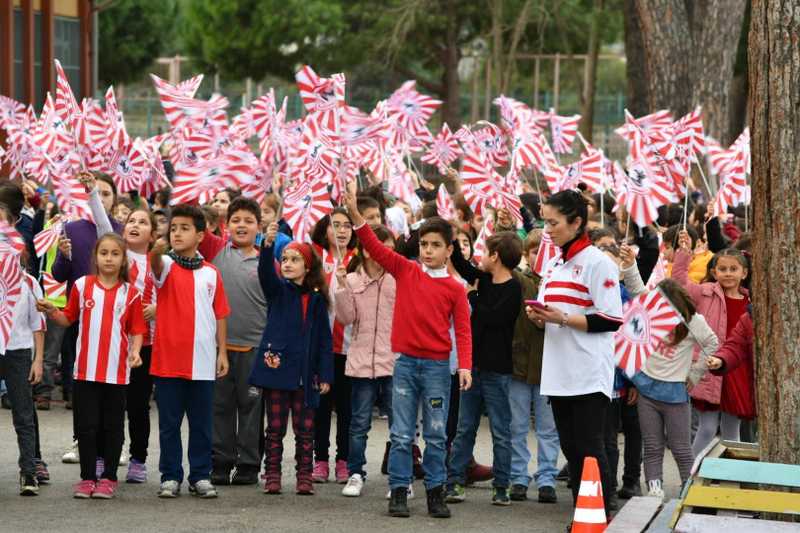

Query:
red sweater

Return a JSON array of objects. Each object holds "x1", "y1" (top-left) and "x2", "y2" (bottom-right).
[{"x1": 355, "y1": 224, "x2": 472, "y2": 369}]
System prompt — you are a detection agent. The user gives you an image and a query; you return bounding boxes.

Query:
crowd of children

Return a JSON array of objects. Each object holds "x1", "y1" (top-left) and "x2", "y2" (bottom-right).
[{"x1": 0, "y1": 170, "x2": 756, "y2": 528}]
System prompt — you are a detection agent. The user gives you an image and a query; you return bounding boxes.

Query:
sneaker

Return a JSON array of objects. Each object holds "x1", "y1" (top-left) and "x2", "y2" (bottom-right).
[
  {"x1": 342, "y1": 474, "x2": 364, "y2": 497},
  {"x1": 19, "y1": 473, "x2": 39, "y2": 496},
  {"x1": 126, "y1": 459, "x2": 147, "y2": 484},
  {"x1": 92, "y1": 478, "x2": 118, "y2": 499},
  {"x1": 466, "y1": 457, "x2": 494, "y2": 485},
  {"x1": 189, "y1": 479, "x2": 218, "y2": 498},
  {"x1": 210, "y1": 465, "x2": 232, "y2": 486},
  {"x1": 312, "y1": 460, "x2": 329, "y2": 483},
  {"x1": 62, "y1": 441, "x2": 79, "y2": 464},
  {"x1": 647, "y1": 479, "x2": 665, "y2": 500},
  {"x1": 556, "y1": 464, "x2": 569, "y2": 481},
  {"x1": 335, "y1": 459, "x2": 349, "y2": 484},
  {"x1": 510, "y1": 484, "x2": 528, "y2": 501},
  {"x1": 445, "y1": 483, "x2": 466, "y2": 503},
  {"x1": 492, "y1": 486, "x2": 511, "y2": 506},
  {"x1": 618, "y1": 482, "x2": 642, "y2": 499},
  {"x1": 263, "y1": 476, "x2": 281, "y2": 494},
  {"x1": 158, "y1": 480, "x2": 180, "y2": 498},
  {"x1": 34, "y1": 396, "x2": 51, "y2": 410},
  {"x1": 296, "y1": 477, "x2": 315, "y2": 495},
  {"x1": 95, "y1": 457, "x2": 105, "y2": 479},
  {"x1": 119, "y1": 450, "x2": 129, "y2": 466},
  {"x1": 426, "y1": 485, "x2": 451, "y2": 518},
  {"x1": 231, "y1": 465, "x2": 259, "y2": 485},
  {"x1": 538, "y1": 485, "x2": 558, "y2": 503},
  {"x1": 385, "y1": 484, "x2": 414, "y2": 500},
  {"x1": 35, "y1": 460, "x2": 50, "y2": 484},
  {"x1": 388, "y1": 486, "x2": 410, "y2": 517},
  {"x1": 73, "y1": 479, "x2": 95, "y2": 499}
]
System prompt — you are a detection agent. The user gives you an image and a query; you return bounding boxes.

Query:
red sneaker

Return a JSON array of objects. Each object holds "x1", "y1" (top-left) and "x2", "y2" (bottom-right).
[
  {"x1": 73, "y1": 479, "x2": 95, "y2": 499},
  {"x1": 91, "y1": 478, "x2": 118, "y2": 499},
  {"x1": 335, "y1": 460, "x2": 349, "y2": 484},
  {"x1": 263, "y1": 476, "x2": 281, "y2": 494},
  {"x1": 296, "y1": 477, "x2": 315, "y2": 495},
  {"x1": 466, "y1": 458, "x2": 494, "y2": 485},
  {"x1": 312, "y1": 460, "x2": 329, "y2": 483}
]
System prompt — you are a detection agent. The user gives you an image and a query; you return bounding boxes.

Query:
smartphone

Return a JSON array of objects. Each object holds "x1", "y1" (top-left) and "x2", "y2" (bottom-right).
[{"x1": 525, "y1": 299, "x2": 547, "y2": 310}]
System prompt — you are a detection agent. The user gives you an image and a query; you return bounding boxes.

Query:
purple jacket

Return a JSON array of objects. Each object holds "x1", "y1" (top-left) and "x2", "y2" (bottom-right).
[{"x1": 52, "y1": 219, "x2": 122, "y2": 293}]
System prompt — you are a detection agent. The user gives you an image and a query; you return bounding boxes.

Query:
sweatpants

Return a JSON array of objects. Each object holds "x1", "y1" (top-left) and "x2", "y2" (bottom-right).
[
  {"x1": 264, "y1": 388, "x2": 314, "y2": 479},
  {"x1": 637, "y1": 395, "x2": 693, "y2": 484},
  {"x1": 73, "y1": 380, "x2": 126, "y2": 481},
  {"x1": 314, "y1": 354, "x2": 350, "y2": 463},
  {"x1": 127, "y1": 346, "x2": 153, "y2": 463}
]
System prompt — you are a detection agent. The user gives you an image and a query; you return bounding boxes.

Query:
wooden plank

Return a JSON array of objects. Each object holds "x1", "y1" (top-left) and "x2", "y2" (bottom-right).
[
  {"x1": 674, "y1": 514, "x2": 800, "y2": 533},
  {"x1": 605, "y1": 496, "x2": 661, "y2": 533},
  {"x1": 719, "y1": 439, "x2": 759, "y2": 450},
  {"x1": 700, "y1": 457, "x2": 800, "y2": 488},
  {"x1": 684, "y1": 485, "x2": 800, "y2": 515},
  {"x1": 689, "y1": 437, "x2": 720, "y2": 478},
  {"x1": 644, "y1": 498, "x2": 679, "y2": 533},
  {"x1": 725, "y1": 447, "x2": 760, "y2": 461}
]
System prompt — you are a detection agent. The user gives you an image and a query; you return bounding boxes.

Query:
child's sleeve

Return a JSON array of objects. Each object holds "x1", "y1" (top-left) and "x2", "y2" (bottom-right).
[
  {"x1": 621, "y1": 263, "x2": 647, "y2": 297},
  {"x1": 452, "y1": 289, "x2": 473, "y2": 370},
  {"x1": 334, "y1": 276, "x2": 356, "y2": 326},
  {"x1": 62, "y1": 284, "x2": 81, "y2": 324},
  {"x1": 686, "y1": 316, "x2": 719, "y2": 386},
  {"x1": 88, "y1": 189, "x2": 114, "y2": 237},
  {"x1": 126, "y1": 292, "x2": 148, "y2": 336},
  {"x1": 354, "y1": 223, "x2": 410, "y2": 278},
  {"x1": 317, "y1": 301, "x2": 335, "y2": 385},
  {"x1": 153, "y1": 254, "x2": 175, "y2": 288},
  {"x1": 671, "y1": 248, "x2": 704, "y2": 302},
  {"x1": 450, "y1": 237, "x2": 482, "y2": 286},
  {"x1": 26, "y1": 279, "x2": 46, "y2": 333},
  {"x1": 257, "y1": 242, "x2": 282, "y2": 299},
  {"x1": 213, "y1": 269, "x2": 231, "y2": 320},
  {"x1": 585, "y1": 258, "x2": 624, "y2": 332},
  {"x1": 710, "y1": 313, "x2": 751, "y2": 375},
  {"x1": 198, "y1": 229, "x2": 226, "y2": 262}
]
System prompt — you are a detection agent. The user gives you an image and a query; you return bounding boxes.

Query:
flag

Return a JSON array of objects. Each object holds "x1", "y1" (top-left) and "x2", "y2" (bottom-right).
[
  {"x1": 473, "y1": 123, "x2": 510, "y2": 167},
  {"x1": 384, "y1": 80, "x2": 442, "y2": 148},
  {"x1": 0, "y1": 220, "x2": 26, "y2": 256},
  {"x1": 545, "y1": 150, "x2": 605, "y2": 193},
  {"x1": 0, "y1": 253, "x2": 23, "y2": 353},
  {"x1": 295, "y1": 65, "x2": 346, "y2": 142},
  {"x1": 532, "y1": 231, "x2": 561, "y2": 277},
  {"x1": 614, "y1": 288, "x2": 682, "y2": 377},
  {"x1": 282, "y1": 179, "x2": 333, "y2": 243},
  {"x1": 108, "y1": 141, "x2": 148, "y2": 193},
  {"x1": 472, "y1": 218, "x2": 495, "y2": 265},
  {"x1": 623, "y1": 158, "x2": 674, "y2": 227},
  {"x1": 422, "y1": 123, "x2": 462, "y2": 174},
  {"x1": 170, "y1": 149, "x2": 256, "y2": 205},
  {"x1": 33, "y1": 218, "x2": 64, "y2": 258},
  {"x1": 42, "y1": 272, "x2": 67, "y2": 300},
  {"x1": 52, "y1": 174, "x2": 92, "y2": 221},
  {"x1": 436, "y1": 184, "x2": 455, "y2": 220},
  {"x1": 549, "y1": 111, "x2": 581, "y2": 154}
]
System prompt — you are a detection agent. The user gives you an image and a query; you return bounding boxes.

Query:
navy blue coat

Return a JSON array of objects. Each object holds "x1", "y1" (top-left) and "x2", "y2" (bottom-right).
[{"x1": 249, "y1": 242, "x2": 334, "y2": 408}]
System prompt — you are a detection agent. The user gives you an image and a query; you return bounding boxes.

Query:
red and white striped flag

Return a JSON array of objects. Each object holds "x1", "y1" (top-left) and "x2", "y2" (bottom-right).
[
  {"x1": 42, "y1": 272, "x2": 67, "y2": 300},
  {"x1": 549, "y1": 110, "x2": 581, "y2": 154},
  {"x1": 422, "y1": 123, "x2": 461, "y2": 175},
  {"x1": 33, "y1": 218, "x2": 64, "y2": 258},
  {"x1": 532, "y1": 231, "x2": 561, "y2": 277},
  {"x1": 472, "y1": 218, "x2": 495, "y2": 265},
  {"x1": 0, "y1": 253, "x2": 23, "y2": 353},
  {"x1": 282, "y1": 179, "x2": 333, "y2": 243},
  {"x1": 436, "y1": 184, "x2": 455, "y2": 220},
  {"x1": 295, "y1": 65, "x2": 346, "y2": 143}
]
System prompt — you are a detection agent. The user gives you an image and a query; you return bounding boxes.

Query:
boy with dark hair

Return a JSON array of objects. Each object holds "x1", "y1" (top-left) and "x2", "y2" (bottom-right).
[
  {"x1": 150, "y1": 203, "x2": 230, "y2": 499},
  {"x1": 356, "y1": 196, "x2": 383, "y2": 226},
  {"x1": 194, "y1": 196, "x2": 268, "y2": 486},
  {"x1": 344, "y1": 192, "x2": 471, "y2": 519},
  {"x1": 446, "y1": 231, "x2": 522, "y2": 506}
]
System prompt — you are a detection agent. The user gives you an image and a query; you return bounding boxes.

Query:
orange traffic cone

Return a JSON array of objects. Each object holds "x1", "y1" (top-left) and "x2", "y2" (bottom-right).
[{"x1": 571, "y1": 456, "x2": 607, "y2": 533}]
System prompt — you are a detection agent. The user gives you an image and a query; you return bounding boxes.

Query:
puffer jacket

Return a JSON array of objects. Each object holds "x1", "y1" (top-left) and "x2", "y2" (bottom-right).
[
  {"x1": 511, "y1": 269, "x2": 545, "y2": 385},
  {"x1": 335, "y1": 267, "x2": 398, "y2": 379},
  {"x1": 710, "y1": 310, "x2": 755, "y2": 419},
  {"x1": 672, "y1": 248, "x2": 749, "y2": 405}
]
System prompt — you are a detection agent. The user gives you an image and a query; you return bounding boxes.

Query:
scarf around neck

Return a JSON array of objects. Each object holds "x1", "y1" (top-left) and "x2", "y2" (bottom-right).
[{"x1": 168, "y1": 250, "x2": 204, "y2": 270}]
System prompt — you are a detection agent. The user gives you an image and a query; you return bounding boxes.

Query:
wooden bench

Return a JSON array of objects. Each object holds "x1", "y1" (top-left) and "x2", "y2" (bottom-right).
[{"x1": 605, "y1": 496, "x2": 662, "y2": 532}]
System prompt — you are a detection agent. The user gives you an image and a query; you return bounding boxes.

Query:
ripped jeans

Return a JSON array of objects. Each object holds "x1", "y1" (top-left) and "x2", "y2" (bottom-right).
[{"x1": 388, "y1": 354, "x2": 451, "y2": 490}]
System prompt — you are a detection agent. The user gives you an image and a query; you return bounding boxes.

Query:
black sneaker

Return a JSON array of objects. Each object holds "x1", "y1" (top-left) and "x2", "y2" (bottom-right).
[
  {"x1": 20, "y1": 474, "x2": 39, "y2": 496},
  {"x1": 388, "y1": 487, "x2": 410, "y2": 517},
  {"x1": 555, "y1": 464, "x2": 569, "y2": 481},
  {"x1": 210, "y1": 466, "x2": 231, "y2": 486},
  {"x1": 231, "y1": 465, "x2": 259, "y2": 485},
  {"x1": 538, "y1": 485, "x2": 557, "y2": 503},
  {"x1": 617, "y1": 482, "x2": 642, "y2": 499},
  {"x1": 426, "y1": 485, "x2": 451, "y2": 518},
  {"x1": 510, "y1": 484, "x2": 528, "y2": 501},
  {"x1": 491, "y1": 486, "x2": 511, "y2": 506}
]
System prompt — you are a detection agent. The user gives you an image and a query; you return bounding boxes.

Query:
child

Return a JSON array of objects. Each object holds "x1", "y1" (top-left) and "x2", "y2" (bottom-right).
[
  {"x1": 508, "y1": 230, "x2": 560, "y2": 504},
  {"x1": 310, "y1": 207, "x2": 357, "y2": 484},
  {"x1": 1, "y1": 204, "x2": 45, "y2": 496},
  {"x1": 446, "y1": 231, "x2": 522, "y2": 506},
  {"x1": 336, "y1": 225, "x2": 398, "y2": 497},
  {"x1": 344, "y1": 191, "x2": 472, "y2": 519},
  {"x1": 197, "y1": 197, "x2": 268, "y2": 486},
  {"x1": 672, "y1": 230, "x2": 751, "y2": 456},
  {"x1": 623, "y1": 264, "x2": 718, "y2": 497},
  {"x1": 38, "y1": 233, "x2": 146, "y2": 499},
  {"x1": 84, "y1": 173, "x2": 158, "y2": 483},
  {"x1": 250, "y1": 223, "x2": 333, "y2": 496},
  {"x1": 149, "y1": 203, "x2": 230, "y2": 498}
]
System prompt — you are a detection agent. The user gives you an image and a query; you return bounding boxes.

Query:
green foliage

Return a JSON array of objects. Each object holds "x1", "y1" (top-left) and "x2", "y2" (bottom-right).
[{"x1": 98, "y1": 0, "x2": 176, "y2": 86}]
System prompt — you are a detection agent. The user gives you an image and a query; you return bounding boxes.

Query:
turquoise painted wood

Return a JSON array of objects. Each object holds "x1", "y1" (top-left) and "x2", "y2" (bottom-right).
[{"x1": 699, "y1": 458, "x2": 800, "y2": 488}]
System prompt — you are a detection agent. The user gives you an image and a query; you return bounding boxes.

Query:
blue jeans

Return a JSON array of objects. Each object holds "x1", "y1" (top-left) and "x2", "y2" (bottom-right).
[
  {"x1": 0, "y1": 350, "x2": 37, "y2": 476},
  {"x1": 388, "y1": 355, "x2": 451, "y2": 490},
  {"x1": 447, "y1": 370, "x2": 512, "y2": 488},
  {"x1": 508, "y1": 379, "x2": 560, "y2": 488},
  {"x1": 154, "y1": 377, "x2": 214, "y2": 484},
  {"x1": 348, "y1": 376, "x2": 393, "y2": 478}
]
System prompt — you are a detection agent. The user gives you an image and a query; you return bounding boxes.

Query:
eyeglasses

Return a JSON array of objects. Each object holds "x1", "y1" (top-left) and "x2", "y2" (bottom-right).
[{"x1": 332, "y1": 222, "x2": 353, "y2": 231}]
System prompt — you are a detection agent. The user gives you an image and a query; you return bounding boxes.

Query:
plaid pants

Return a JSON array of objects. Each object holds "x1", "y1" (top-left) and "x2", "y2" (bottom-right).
[{"x1": 264, "y1": 388, "x2": 315, "y2": 479}]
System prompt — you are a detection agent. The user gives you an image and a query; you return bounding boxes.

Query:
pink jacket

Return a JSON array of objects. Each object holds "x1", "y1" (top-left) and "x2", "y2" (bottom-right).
[
  {"x1": 672, "y1": 249, "x2": 748, "y2": 405},
  {"x1": 335, "y1": 268, "x2": 398, "y2": 379}
]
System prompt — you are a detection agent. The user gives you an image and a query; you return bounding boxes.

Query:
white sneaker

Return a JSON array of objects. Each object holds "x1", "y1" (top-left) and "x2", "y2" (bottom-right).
[
  {"x1": 158, "y1": 480, "x2": 181, "y2": 498},
  {"x1": 62, "y1": 440, "x2": 79, "y2": 464},
  {"x1": 119, "y1": 450, "x2": 129, "y2": 466},
  {"x1": 342, "y1": 474, "x2": 364, "y2": 497},
  {"x1": 647, "y1": 479, "x2": 665, "y2": 500},
  {"x1": 385, "y1": 484, "x2": 414, "y2": 500}
]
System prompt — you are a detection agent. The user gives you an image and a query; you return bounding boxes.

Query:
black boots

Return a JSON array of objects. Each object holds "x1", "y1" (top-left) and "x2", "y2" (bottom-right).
[
  {"x1": 388, "y1": 487, "x2": 410, "y2": 517},
  {"x1": 426, "y1": 485, "x2": 451, "y2": 518}
]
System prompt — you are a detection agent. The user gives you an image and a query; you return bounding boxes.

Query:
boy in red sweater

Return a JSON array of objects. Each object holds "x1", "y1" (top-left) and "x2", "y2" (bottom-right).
[{"x1": 344, "y1": 191, "x2": 472, "y2": 519}]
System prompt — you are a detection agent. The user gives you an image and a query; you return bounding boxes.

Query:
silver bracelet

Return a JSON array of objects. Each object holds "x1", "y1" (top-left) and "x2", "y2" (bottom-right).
[{"x1": 559, "y1": 313, "x2": 569, "y2": 328}]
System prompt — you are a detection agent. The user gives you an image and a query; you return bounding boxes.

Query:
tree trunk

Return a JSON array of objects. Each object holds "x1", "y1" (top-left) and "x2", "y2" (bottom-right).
[
  {"x1": 623, "y1": 0, "x2": 649, "y2": 116},
  {"x1": 634, "y1": 0, "x2": 692, "y2": 116},
  {"x1": 690, "y1": 0, "x2": 747, "y2": 144},
  {"x1": 579, "y1": 0, "x2": 603, "y2": 142},
  {"x1": 750, "y1": 0, "x2": 800, "y2": 470},
  {"x1": 441, "y1": 11, "x2": 462, "y2": 129}
]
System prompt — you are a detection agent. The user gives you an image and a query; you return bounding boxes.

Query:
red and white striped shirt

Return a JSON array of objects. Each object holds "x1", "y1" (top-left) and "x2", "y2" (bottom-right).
[
  {"x1": 151, "y1": 255, "x2": 230, "y2": 381},
  {"x1": 63, "y1": 276, "x2": 147, "y2": 385},
  {"x1": 128, "y1": 251, "x2": 157, "y2": 346},
  {"x1": 314, "y1": 245, "x2": 355, "y2": 355}
]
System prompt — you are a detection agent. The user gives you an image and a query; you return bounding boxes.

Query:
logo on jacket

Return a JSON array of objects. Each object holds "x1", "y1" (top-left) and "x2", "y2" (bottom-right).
[
  {"x1": 206, "y1": 282, "x2": 214, "y2": 298},
  {"x1": 84, "y1": 298, "x2": 95, "y2": 309},
  {"x1": 603, "y1": 278, "x2": 617, "y2": 289},
  {"x1": 572, "y1": 265, "x2": 583, "y2": 279}
]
